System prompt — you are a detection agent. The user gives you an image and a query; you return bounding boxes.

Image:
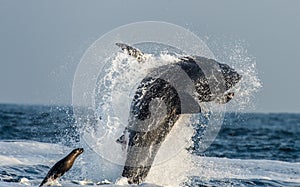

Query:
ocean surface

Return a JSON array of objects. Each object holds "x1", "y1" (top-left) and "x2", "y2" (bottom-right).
[{"x1": 0, "y1": 104, "x2": 299, "y2": 187}]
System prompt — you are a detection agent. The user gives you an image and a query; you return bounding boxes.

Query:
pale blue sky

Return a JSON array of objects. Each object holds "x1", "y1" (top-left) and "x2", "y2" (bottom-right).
[{"x1": 0, "y1": 0, "x2": 299, "y2": 113}]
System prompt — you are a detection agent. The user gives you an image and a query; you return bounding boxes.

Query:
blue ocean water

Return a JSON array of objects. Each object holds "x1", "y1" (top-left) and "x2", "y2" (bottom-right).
[{"x1": 0, "y1": 104, "x2": 299, "y2": 186}]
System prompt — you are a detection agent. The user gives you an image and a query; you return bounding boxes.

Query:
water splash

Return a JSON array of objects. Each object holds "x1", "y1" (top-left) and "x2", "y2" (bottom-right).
[
  {"x1": 78, "y1": 41, "x2": 261, "y2": 186},
  {"x1": 227, "y1": 44, "x2": 262, "y2": 112},
  {"x1": 204, "y1": 37, "x2": 262, "y2": 112}
]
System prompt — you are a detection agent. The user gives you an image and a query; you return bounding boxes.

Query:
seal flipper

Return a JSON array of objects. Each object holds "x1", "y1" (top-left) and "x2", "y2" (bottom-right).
[{"x1": 116, "y1": 43, "x2": 145, "y2": 62}]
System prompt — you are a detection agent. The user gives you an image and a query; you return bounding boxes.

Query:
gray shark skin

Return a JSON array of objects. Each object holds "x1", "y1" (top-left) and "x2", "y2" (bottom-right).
[{"x1": 116, "y1": 43, "x2": 241, "y2": 184}]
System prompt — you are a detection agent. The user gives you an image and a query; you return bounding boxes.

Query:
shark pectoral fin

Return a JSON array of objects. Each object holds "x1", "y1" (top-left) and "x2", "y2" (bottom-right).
[
  {"x1": 116, "y1": 135, "x2": 127, "y2": 145},
  {"x1": 116, "y1": 42, "x2": 132, "y2": 52},
  {"x1": 115, "y1": 43, "x2": 145, "y2": 62},
  {"x1": 116, "y1": 130, "x2": 129, "y2": 150},
  {"x1": 179, "y1": 92, "x2": 201, "y2": 114}
]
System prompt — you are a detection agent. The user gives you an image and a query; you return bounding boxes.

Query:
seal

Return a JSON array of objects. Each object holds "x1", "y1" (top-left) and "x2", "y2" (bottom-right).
[
  {"x1": 39, "y1": 148, "x2": 84, "y2": 187},
  {"x1": 116, "y1": 43, "x2": 241, "y2": 184}
]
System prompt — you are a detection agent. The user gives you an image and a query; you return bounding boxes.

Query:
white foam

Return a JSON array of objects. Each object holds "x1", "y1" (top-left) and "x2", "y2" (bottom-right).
[
  {"x1": 191, "y1": 156, "x2": 300, "y2": 183},
  {"x1": 0, "y1": 140, "x2": 299, "y2": 186},
  {"x1": 0, "y1": 141, "x2": 69, "y2": 166},
  {"x1": 145, "y1": 115, "x2": 194, "y2": 186}
]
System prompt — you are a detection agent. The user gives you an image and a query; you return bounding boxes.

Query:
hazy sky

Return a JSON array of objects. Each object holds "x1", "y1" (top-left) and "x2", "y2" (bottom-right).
[{"x1": 0, "y1": 0, "x2": 299, "y2": 113}]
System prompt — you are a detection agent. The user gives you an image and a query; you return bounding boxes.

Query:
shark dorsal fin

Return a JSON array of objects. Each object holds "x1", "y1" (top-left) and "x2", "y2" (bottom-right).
[{"x1": 116, "y1": 43, "x2": 145, "y2": 62}]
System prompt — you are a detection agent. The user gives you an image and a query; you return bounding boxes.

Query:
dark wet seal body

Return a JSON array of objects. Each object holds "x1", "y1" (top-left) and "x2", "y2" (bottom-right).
[
  {"x1": 115, "y1": 43, "x2": 242, "y2": 184},
  {"x1": 39, "y1": 148, "x2": 84, "y2": 187}
]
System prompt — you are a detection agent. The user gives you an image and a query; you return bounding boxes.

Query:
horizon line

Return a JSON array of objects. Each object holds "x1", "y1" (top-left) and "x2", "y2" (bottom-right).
[{"x1": 0, "y1": 102, "x2": 299, "y2": 114}]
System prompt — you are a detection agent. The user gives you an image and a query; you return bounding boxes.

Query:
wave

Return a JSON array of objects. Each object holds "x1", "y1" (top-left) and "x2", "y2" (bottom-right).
[
  {"x1": 0, "y1": 140, "x2": 299, "y2": 186},
  {"x1": 0, "y1": 41, "x2": 267, "y2": 186}
]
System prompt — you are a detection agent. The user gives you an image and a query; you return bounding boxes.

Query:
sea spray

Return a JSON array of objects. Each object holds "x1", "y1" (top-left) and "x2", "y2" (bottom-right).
[{"x1": 78, "y1": 42, "x2": 261, "y2": 185}]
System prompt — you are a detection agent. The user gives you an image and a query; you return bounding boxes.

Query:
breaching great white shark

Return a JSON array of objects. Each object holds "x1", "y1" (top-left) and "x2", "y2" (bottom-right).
[{"x1": 115, "y1": 43, "x2": 242, "y2": 184}]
